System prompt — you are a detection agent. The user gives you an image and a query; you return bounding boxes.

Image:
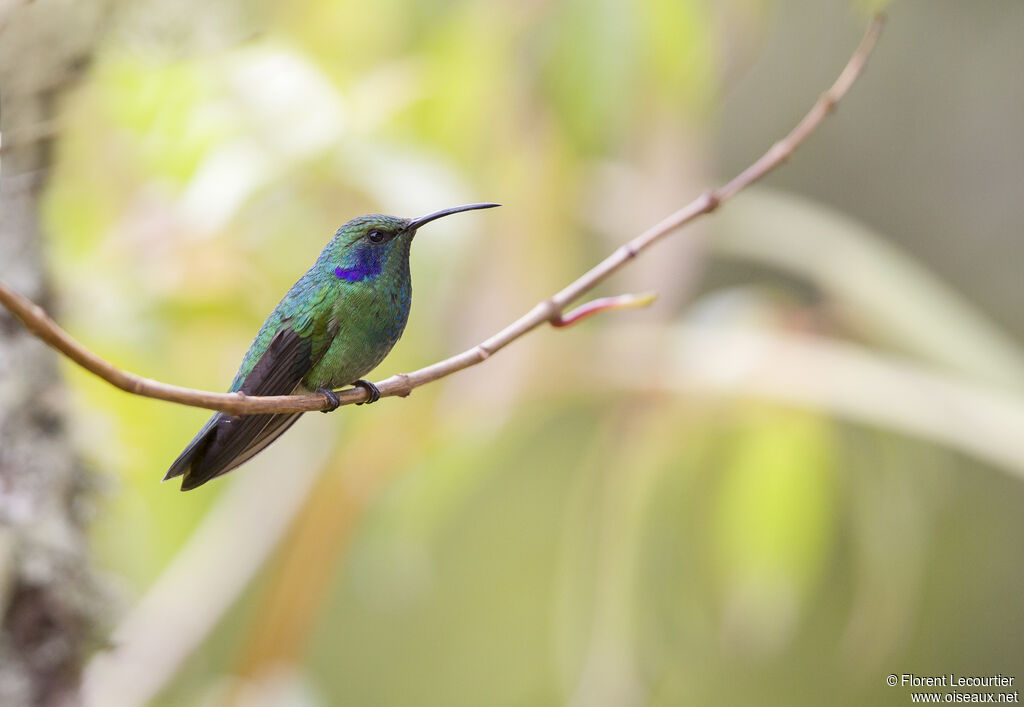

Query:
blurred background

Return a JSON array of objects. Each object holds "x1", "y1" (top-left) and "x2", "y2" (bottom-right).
[{"x1": 2, "y1": 0, "x2": 1023, "y2": 705}]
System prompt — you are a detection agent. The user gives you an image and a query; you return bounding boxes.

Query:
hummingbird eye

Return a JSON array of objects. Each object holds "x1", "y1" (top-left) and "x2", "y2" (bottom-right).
[{"x1": 367, "y1": 230, "x2": 385, "y2": 243}]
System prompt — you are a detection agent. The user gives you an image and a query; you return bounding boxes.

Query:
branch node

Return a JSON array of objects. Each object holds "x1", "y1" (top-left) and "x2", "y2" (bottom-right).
[
  {"x1": 537, "y1": 298, "x2": 561, "y2": 323},
  {"x1": 703, "y1": 190, "x2": 721, "y2": 213},
  {"x1": 396, "y1": 373, "x2": 413, "y2": 398}
]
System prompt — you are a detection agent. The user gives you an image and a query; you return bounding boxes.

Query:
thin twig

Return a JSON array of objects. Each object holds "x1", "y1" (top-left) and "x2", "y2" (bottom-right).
[
  {"x1": 0, "y1": 16, "x2": 885, "y2": 416},
  {"x1": 552, "y1": 292, "x2": 658, "y2": 328}
]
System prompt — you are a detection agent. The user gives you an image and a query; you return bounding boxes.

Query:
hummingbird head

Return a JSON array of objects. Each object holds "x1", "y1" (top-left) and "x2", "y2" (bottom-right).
[{"x1": 324, "y1": 203, "x2": 500, "y2": 283}]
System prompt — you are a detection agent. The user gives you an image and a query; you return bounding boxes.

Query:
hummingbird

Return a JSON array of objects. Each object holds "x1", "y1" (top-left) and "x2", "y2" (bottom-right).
[{"x1": 164, "y1": 202, "x2": 500, "y2": 491}]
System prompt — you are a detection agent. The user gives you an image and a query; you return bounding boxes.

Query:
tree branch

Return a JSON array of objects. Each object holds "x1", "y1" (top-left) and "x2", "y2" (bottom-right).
[{"x1": 0, "y1": 15, "x2": 884, "y2": 417}]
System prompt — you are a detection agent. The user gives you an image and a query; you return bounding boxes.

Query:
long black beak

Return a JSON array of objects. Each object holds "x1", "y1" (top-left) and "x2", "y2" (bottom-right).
[{"x1": 408, "y1": 202, "x2": 500, "y2": 230}]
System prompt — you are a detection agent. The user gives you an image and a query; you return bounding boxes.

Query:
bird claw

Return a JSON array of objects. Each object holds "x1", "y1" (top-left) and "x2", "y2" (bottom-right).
[
  {"x1": 317, "y1": 387, "x2": 341, "y2": 413},
  {"x1": 353, "y1": 379, "x2": 381, "y2": 405}
]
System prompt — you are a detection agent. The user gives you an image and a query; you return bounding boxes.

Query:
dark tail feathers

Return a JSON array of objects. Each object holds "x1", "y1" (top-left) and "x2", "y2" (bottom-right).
[{"x1": 164, "y1": 411, "x2": 302, "y2": 491}]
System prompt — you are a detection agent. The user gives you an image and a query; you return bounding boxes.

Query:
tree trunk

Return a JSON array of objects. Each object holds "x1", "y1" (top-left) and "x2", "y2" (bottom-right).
[{"x1": 0, "y1": 2, "x2": 109, "y2": 704}]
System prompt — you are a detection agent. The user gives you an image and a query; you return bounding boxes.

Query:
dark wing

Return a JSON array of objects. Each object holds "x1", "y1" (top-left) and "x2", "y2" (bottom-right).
[{"x1": 164, "y1": 326, "x2": 316, "y2": 491}]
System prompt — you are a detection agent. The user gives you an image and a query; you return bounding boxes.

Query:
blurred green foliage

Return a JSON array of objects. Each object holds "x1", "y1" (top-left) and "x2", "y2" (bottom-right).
[{"x1": 34, "y1": 0, "x2": 1024, "y2": 705}]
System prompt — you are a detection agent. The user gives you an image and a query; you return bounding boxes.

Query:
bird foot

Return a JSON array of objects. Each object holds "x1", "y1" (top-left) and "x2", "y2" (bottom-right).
[
  {"x1": 353, "y1": 379, "x2": 381, "y2": 405},
  {"x1": 317, "y1": 387, "x2": 341, "y2": 413}
]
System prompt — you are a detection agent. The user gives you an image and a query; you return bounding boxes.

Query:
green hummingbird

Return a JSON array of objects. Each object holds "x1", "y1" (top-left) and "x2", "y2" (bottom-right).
[{"x1": 164, "y1": 202, "x2": 500, "y2": 491}]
